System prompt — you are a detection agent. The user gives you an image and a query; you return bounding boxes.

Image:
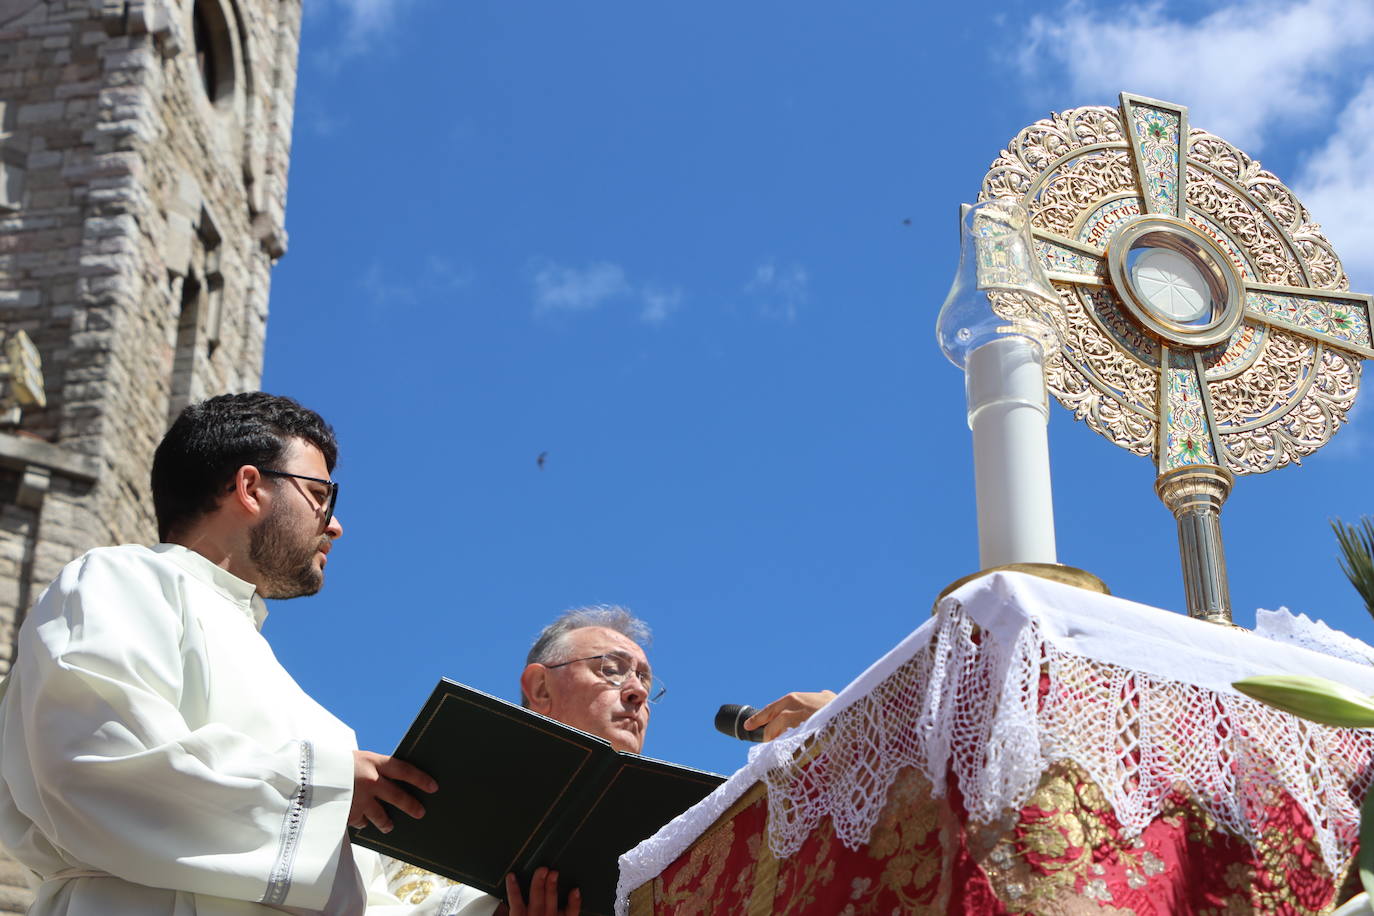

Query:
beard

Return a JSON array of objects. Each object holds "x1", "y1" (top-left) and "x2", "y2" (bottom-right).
[{"x1": 248, "y1": 506, "x2": 326, "y2": 599}]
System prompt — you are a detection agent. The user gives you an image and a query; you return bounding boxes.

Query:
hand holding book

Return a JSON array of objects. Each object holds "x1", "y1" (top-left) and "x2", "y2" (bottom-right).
[
  {"x1": 351, "y1": 679, "x2": 724, "y2": 916},
  {"x1": 497, "y1": 868, "x2": 581, "y2": 916}
]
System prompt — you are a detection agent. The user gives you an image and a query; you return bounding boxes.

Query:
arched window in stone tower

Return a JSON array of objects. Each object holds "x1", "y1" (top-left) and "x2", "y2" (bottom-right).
[
  {"x1": 167, "y1": 207, "x2": 224, "y2": 422},
  {"x1": 192, "y1": 0, "x2": 236, "y2": 105}
]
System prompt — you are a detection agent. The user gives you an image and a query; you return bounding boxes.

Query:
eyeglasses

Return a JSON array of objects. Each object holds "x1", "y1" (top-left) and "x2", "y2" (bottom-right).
[
  {"x1": 545, "y1": 652, "x2": 665, "y2": 703},
  {"x1": 259, "y1": 469, "x2": 339, "y2": 527}
]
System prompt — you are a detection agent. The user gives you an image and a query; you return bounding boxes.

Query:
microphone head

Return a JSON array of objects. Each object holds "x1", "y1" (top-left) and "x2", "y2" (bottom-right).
[{"x1": 715, "y1": 703, "x2": 765, "y2": 742}]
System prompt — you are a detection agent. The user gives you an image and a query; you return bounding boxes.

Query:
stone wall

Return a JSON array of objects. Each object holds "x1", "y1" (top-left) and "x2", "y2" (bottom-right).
[{"x1": 0, "y1": 0, "x2": 301, "y2": 908}]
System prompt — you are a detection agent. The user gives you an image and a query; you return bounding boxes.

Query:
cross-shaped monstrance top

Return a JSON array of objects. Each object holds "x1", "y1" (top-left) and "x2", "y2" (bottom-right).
[
  {"x1": 978, "y1": 93, "x2": 1372, "y2": 621},
  {"x1": 983, "y1": 92, "x2": 1371, "y2": 476}
]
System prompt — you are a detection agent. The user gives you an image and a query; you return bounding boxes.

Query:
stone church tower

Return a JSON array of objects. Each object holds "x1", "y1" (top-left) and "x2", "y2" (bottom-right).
[{"x1": 0, "y1": 0, "x2": 302, "y2": 907}]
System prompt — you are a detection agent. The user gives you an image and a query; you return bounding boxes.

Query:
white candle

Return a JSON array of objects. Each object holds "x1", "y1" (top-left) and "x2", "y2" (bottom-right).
[{"x1": 965, "y1": 335, "x2": 1057, "y2": 568}]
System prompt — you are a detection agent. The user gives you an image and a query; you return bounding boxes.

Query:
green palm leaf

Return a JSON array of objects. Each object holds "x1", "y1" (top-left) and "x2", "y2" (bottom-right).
[{"x1": 1333, "y1": 517, "x2": 1374, "y2": 621}]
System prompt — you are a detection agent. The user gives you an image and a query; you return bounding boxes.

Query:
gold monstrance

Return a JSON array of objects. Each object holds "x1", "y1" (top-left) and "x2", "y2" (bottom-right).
[{"x1": 981, "y1": 93, "x2": 1373, "y2": 624}]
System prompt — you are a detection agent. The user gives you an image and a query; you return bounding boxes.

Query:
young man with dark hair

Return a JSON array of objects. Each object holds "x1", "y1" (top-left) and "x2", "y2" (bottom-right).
[
  {"x1": 0, "y1": 393, "x2": 494, "y2": 916},
  {"x1": 151, "y1": 390, "x2": 340, "y2": 543}
]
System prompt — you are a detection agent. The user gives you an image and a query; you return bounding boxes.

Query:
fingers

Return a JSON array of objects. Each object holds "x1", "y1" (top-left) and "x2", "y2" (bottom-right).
[
  {"x1": 533, "y1": 868, "x2": 557, "y2": 916},
  {"x1": 376, "y1": 754, "x2": 439, "y2": 794},
  {"x1": 507, "y1": 869, "x2": 577, "y2": 916},
  {"x1": 353, "y1": 749, "x2": 438, "y2": 795},
  {"x1": 356, "y1": 797, "x2": 394, "y2": 834},
  {"x1": 371, "y1": 775, "x2": 428, "y2": 820},
  {"x1": 505, "y1": 873, "x2": 526, "y2": 916},
  {"x1": 763, "y1": 710, "x2": 810, "y2": 742},
  {"x1": 741, "y1": 697, "x2": 787, "y2": 731},
  {"x1": 350, "y1": 749, "x2": 435, "y2": 832},
  {"x1": 349, "y1": 750, "x2": 382, "y2": 831},
  {"x1": 509, "y1": 869, "x2": 552, "y2": 916},
  {"x1": 743, "y1": 691, "x2": 837, "y2": 740}
]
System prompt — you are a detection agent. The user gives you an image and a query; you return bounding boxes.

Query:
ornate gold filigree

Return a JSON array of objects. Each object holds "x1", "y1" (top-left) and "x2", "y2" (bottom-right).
[
  {"x1": 982, "y1": 107, "x2": 1123, "y2": 207},
  {"x1": 1184, "y1": 163, "x2": 1301, "y2": 286},
  {"x1": 1207, "y1": 329, "x2": 1311, "y2": 429},
  {"x1": 1214, "y1": 343, "x2": 1359, "y2": 473},
  {"x1": 1030, "y1": 152, "x2": 1138, "y2": 238},
  {"x1": 978, "y1": 101, "x2": 1364, "y2": 476}
]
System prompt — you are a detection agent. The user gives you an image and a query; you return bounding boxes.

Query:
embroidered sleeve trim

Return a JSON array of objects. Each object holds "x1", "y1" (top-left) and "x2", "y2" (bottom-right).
[{"x1": 262, "y1": 739, "x2": 313, "y2": 906}]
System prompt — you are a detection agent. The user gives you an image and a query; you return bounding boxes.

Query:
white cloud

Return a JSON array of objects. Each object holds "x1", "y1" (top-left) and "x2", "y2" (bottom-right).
[
  {"x1": 1293, "y1": 79, "x2": 1374, "y2": 286},
  {"x1": 360, "y1": 257, "x2": 473, "y2": 308},
  {"x1": 640, "y1": 286, "x2": 683, "y2": 325},
  {"x1": 529, "y1": 262, "x2": 688, "y2": 325},
  {"x1": 531, "y1": 261, "x2": 631, "y2": 314},
  {"x1": 746, "y1": 259, "x2": 809, "y2": 322},
  {"x1": 334, "y1": 0, "x2": 405, "y2": 37},
  {"x1": 1020, "y1": 0, "x2": 1374, "y2": 151},
  {"x1": 306, "y1": 0, "x2": 419, "y2": 63},
  {"x1": 361, "y1": 262, "x2": 417, "y2": 308}
]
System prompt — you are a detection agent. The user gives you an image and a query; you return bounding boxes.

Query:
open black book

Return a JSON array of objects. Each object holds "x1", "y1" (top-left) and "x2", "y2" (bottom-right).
[{"x1": 351, "y1": 679, "x2": 725, "y2": 916}]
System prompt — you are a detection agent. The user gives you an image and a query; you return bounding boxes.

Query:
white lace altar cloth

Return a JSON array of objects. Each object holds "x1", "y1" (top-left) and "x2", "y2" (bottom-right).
[
  {"x1": 616, "y1": 572, "x2": 1374, "y2": 915},
  {"x1": 1256, "y1": 606, "x2": 1374, "y2": 667}
]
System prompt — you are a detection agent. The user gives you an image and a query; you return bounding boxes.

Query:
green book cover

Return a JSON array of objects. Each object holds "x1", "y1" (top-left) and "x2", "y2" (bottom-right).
[{"x1": 351, "y1": 678, "x2": 725, "y2": 915}]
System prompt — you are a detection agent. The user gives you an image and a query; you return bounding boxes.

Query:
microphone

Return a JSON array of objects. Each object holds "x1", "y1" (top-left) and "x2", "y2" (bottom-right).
[{"x1": 715, "y1": 704, "x2": 765, "y2": 742}]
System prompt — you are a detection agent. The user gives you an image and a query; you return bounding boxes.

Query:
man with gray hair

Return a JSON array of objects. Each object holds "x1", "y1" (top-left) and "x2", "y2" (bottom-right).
[
  {"x1": 519, "y1": 603, "x2": 834, "y2": 753},
  {"x1": 391, "y1": 606, "x2": 655, "y2": 916},
  {"x1": 512, "y1": 604, "x2": 830, "y2": 914},
  {"x1": 519, "y1": 605, "x2": 656, "y2": 755},
  {"x1": 400, "y1": 606, "x2": 832, "y2": 916}
]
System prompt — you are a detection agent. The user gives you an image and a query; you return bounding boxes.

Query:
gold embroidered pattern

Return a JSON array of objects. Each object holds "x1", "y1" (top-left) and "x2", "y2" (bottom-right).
[
  {"x1": 657, "y1": 817, "x2": 735, "y2": 914},
  {"x1": 385, "y1": 861, "x2": 460, "y2": 905}
]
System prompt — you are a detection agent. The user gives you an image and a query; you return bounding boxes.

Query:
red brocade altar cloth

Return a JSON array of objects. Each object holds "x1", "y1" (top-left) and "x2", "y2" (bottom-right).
[{"x1": 618, "y1": 573, "x2": 1374, "y2": 915}]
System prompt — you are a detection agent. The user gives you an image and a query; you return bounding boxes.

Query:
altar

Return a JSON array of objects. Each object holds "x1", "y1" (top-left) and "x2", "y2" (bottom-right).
[
  {"x1": 614, "y1": 90, "x2": 1374, "y2": 916},
  {"x1": 618, "y1": 573, "x2": 1374, "y2": 914}
]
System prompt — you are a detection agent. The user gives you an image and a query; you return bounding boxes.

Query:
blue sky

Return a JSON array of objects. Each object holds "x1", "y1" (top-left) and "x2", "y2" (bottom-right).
[{"x1": 259, "y1": 0, "x2": 1374, "y2": 777}]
